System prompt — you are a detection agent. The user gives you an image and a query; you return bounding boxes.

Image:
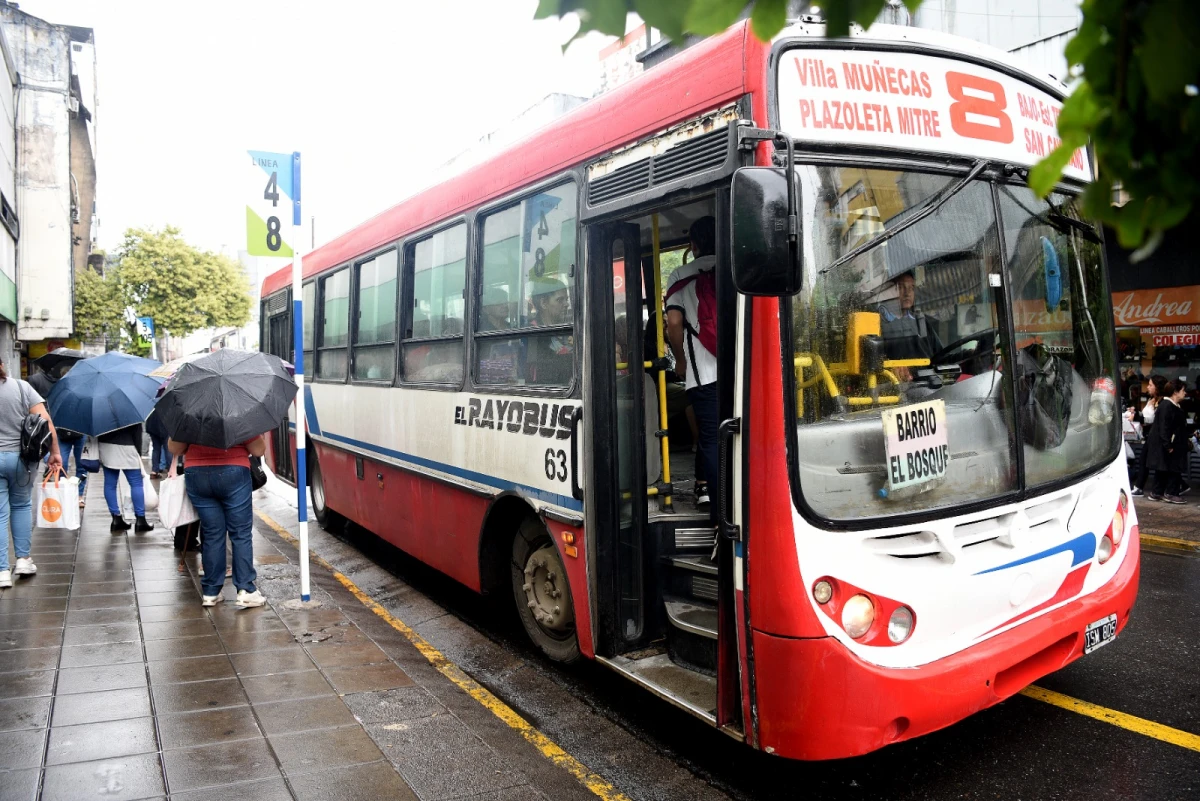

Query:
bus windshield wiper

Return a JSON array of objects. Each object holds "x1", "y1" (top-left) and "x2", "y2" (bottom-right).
[
  {"x1": 820, "y1": 159, "x2": 989, "y2": 275},
  {"x1": 1047, "y1": 210, "x2": 1101, "y2": 243}
]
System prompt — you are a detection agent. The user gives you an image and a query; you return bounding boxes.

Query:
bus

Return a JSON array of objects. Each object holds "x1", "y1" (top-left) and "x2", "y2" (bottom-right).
[{"x1": 260, "y1": 19, "x2": 1140, "y2": 760}]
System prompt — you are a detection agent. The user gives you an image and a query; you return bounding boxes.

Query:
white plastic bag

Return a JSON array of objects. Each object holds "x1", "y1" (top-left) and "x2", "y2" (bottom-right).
[
  {"x1": 141, "y1": 469, "x2": 159, "y2": 511},
  {"x1": 158, "y1": 462, "x2": 198, "y2": 529},
  {"x1": 79, "y1": 436, "x2": 101, "y2": 472},
  {"x1": 36, "y1": 470, "x2": 80, "y2": 530}
]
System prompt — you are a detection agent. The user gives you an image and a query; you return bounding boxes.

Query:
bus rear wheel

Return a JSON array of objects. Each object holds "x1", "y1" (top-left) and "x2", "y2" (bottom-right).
[
  {"x1": 309, "y1": 454, "x2": 343, "y2": 531},
  {"x1": 511, "y1": 518, "x2": 579, "y2": 663}
]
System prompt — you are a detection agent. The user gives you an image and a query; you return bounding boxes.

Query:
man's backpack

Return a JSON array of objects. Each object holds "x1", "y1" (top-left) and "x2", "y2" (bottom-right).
[
  {"x1": 665, "y1": 269, "x2": 718, "y2": 357},
  {"x1": 20, "y1": 414, "x2": 52, "y2": 465},
  {"x1": 1014, "y1": 345, "x2": 1074, "y2": 450}
]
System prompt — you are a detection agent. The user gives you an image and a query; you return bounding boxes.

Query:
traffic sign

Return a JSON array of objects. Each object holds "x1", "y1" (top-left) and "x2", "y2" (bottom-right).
[{"x1": 246, "y1": 150, "x2": 301, "y2": 257}]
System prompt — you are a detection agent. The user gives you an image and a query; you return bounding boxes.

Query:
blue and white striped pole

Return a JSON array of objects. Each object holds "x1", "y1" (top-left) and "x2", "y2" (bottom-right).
[{"x1": 290, "y1": 151, "x2": 310, "y2": 603}]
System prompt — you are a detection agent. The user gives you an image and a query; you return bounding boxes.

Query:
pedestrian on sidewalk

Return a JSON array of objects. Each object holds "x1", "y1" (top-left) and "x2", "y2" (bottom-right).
[
  {"x1": 1147, "y1": 379, "x2": 1190, "y2": 504},
  {"x1": 100, "y1": 423, "x2": 153, "y2": 533},
  {"x1": 1129, "y1": 374, "x2": 1167, "y2": 496},
  {"x1": 168, "y1": 435, "x2": 267, "y2": 608},
  {"x1": 0, "y1": 356, "x2": 62, "y2": 588},
  {"x1": 146, "y1": 408, "x2": 170, "y2": 479}
]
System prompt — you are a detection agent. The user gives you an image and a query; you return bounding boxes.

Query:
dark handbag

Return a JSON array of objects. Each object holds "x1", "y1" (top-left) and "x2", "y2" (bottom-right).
[
  {"x1": 249, "y1": 455, "x2": 268, "y2": 490},
  {"x1": 20, "y1": 414, "x2": 52, "y2": 465}
]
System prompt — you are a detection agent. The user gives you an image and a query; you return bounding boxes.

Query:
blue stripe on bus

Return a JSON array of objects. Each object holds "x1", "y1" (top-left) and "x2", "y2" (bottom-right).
[
  {"x1": 309, "y1": 430, "x2": 583, "y2": 513},
  {"x1": 972, "y1": 531, "x2": 1097, "y2": 575}
]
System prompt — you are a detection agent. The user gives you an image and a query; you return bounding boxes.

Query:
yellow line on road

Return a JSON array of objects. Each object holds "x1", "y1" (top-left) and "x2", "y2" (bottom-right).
[
  {"x1": 1021, "y1": 685, "x2": 1200, "y2": 753},
  {"x1": 255, "y1": 510, "x2": 633, "y2": 801},
  {"x1": 1139, "y1": 532, "x2": 1200, "y2": 553}
]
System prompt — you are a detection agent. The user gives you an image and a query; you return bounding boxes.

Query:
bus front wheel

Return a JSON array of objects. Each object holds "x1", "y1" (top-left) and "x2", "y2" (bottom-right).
[{"x1": 511, "y1": 518, "x2": 579, "y2": 663}]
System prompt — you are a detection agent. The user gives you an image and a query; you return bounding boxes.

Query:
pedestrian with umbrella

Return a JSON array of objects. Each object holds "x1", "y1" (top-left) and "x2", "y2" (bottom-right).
[
  {"x1": 30, "y1": 348, "x2": 89, "y2": 505},
  {"x1": 161, "y1": 349, "x2": 296, "y2": 608},
  {"x1": 47, "y1": 351, "x2": 161, "y2": 532}
]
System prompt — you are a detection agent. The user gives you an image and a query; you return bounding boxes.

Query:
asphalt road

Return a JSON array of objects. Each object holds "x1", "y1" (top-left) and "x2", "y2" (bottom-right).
[{"x1": 256, "y1": 489, "x2": 1200, "y2": 801}]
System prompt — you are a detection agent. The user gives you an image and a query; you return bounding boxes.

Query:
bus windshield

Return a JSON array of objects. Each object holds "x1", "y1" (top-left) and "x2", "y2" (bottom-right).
[{"x1": 788, "y1": 166, "x2": 1118, "y2": 522}]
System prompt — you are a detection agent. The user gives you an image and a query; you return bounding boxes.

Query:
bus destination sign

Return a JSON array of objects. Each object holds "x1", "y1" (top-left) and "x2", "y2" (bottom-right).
[
  {"x1": 777, "y1": 49, "x2": 1092, "y2": 182},
  {"x1": 882, "y1": 399, "x2": 950, "y2": 493}
]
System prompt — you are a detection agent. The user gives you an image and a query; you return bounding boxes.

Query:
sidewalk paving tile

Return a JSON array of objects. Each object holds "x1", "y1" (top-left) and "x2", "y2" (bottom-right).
[
  {"x1": 61, "y1": 622, "x2": 140, "y2": 647},
  {"x1": 45, "y1": 716, "x2": 158, "y2": 765},
  {"x1": 343, "y1": 686, "x2": 447, "y2": 724},
  {"x1": 0, "y1": 696, "x2": 51, "y2": 732},
  {"x1": 0, "y1": 669, "x2": 55, "y2": 699},
  {"x1": 241, "y1": 669, "x2": 336, "y2": 704},
  {"x1": 252, "y1": 695, "x2": 360, "y2": 736},
  {"x1": 58, "y1": 641, "x2": 143, "y2": 669},
  {"x1": 136, "y1": 603, "x2": 206, "y2": 623},
  {"x1": 269, "y1": 724, "x2": 386, "y2": 775},
  {"x1": 64, "y1": 581, "x2": 130, "y2": 596},
  {"x1": 0, "y1": 598, "x2": 67, "y2": 614},
  {"x1": 56, "y1": 662, "x2": 145, "y2": 695},
  {"x1": 135, "y1": 579, "x2": 195, "y2": 593},
  {"x1": 230, "y1": 646, "x2": 316, "y2": 677},
  {"x1": 134, "y1": 590, "x2": 200, "y2": 607},
  {"x1": 156, "y1": 706, "x2": 262, "y2": 750},
  {"x1": 0, "y1": 645, "x2": 60, "y2": 673},
  {"x1": 65, "y1": 607, "x2": 139, "y2": 627},
  {"x1": 291, "y1": 760, "x2": 419, "y2": 801},
  {"x1": 143, "y1": 633, "x2": 224, "y2": 662},
  {"x1": 146, "y1": 654, "x2": 236, "y2": 685},
  {"x1": 50, "y1": 687, "x2": 152, "y2": 727},
  {"x1": 305, "y1": 640, "x2": 391, "y2": 669},
  {"x1": 139, "y1": 618, "x2": 214, "y2": 641},
  {"x1": 389, "y1": 744, "x2": 527, "y2": 800},
  {"x1": 150, "y1": 677, "x2": 247, "y2": 714},
  {"x1": 170, "y1": 776, "x2": 294, "y2": 801},
  {"x1": 162, "y1": 737, "x2": 282, "y2": 792},
  {"x1": 66, "y1": 594, "x2": 135, "y2": 612},
  {"x1": 0, "y1": 583, "x2": 71, "y2": 598},
  {"x1": 325, "y1": 662, "x2": 414, "y2": 694},
  {"x1": 0, "y1": 728, "x2": 47, "y2": 769},
  {"x1": 218, "y1": 629, "x2": 299, "y2": 653},
  {"x1": 0, "y1": 611, "x2": 66, "y2": 631},
  {"x1": 41, "y1": 752, "x2": 164, "y2": 801}
]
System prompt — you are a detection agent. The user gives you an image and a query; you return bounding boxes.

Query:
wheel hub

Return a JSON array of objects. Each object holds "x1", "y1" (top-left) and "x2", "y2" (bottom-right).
[{"x1": 522, "y1": 544, "x2": 572, "y2": 633}]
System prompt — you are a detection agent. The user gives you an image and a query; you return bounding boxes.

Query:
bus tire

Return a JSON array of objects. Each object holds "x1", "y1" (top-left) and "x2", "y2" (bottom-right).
[
  {"x1": 309, "y1": 453, "x2": 343, "y2": 531},
  {"x1": 511, "y1": 517, "x2": 580, "y2": 663}
]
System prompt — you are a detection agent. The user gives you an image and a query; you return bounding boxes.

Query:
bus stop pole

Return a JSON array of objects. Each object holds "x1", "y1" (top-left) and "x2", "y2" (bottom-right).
[{"x1": 291, "y1": 151, "x2": 311, "y2": 603}]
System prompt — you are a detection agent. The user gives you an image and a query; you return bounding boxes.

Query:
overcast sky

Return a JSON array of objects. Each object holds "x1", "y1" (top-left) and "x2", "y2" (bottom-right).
[{"x1": 18, "y1": 0, "x2": 611, "y2": 258}]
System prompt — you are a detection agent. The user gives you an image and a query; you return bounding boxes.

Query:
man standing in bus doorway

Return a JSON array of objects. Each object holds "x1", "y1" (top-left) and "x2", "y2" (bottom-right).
[
  {"x1": 666, "y1": 216, "x2": 718, "y2": 514},
  {"x1": 528, "y1": 277, "x2": 573, "y2": 386},
  {"x1": 881, "y1": 269, "x2": 942, "y2": 380}
]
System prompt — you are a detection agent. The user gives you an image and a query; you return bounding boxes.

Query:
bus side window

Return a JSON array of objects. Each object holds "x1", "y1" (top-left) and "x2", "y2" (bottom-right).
[
  {"x1": 352, "y1": 248, "x2": 398, "y2": 383},
  {"x1": 401, "y1": 223, "x2": 466, "y2": 385},
  {"x1": 316, "y1": 267, "x2": 350, "y2": 381}
]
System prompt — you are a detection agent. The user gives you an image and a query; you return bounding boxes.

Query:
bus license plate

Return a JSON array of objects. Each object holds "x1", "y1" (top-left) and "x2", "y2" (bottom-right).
[{"x1": 1084, "y1": 614, "x2": 1118, "y2": 654}]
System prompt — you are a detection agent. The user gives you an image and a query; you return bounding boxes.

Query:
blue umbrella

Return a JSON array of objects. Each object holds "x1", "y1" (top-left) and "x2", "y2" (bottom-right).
[{"x1": 47, "y1": 351, "x2": 162, "y2": 436}]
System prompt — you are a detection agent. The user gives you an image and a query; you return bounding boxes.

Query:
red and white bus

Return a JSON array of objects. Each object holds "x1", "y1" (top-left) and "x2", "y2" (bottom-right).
[{"x1": 261, "y1": 20, "x2": 1140, "y2": 760}]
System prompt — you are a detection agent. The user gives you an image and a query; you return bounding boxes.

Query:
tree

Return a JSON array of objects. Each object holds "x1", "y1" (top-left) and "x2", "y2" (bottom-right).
[
  {"x1": 111, "y1": 226, "x2": 252, "y2": 339},
  {"x1": 73, "y1": 263, "x2": 124, "y2": 342},
  {"x1": 535, "y1": 0, "x2": 1200, "y2": 250}
]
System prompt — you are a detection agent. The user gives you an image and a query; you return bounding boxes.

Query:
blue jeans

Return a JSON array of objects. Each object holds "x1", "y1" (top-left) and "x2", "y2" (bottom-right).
[
  {"x1": 150, "y1": 436, "x2": 169, "y2": 473},
  {"x1": 687, "y1": 382, "x2": 720, "y2": 522},
  {"x1": 0, "y1": 451, "x2": 34, "y2": 572},
  {"x1": 55, "y1": 439, "x2": 87, "y2": 497},
  {"x1": 103, "y1": 467, "x2": 145, "y2": 517},
  {"x1": 186, "y1": 465, "x2": 256, "y2": 596}
]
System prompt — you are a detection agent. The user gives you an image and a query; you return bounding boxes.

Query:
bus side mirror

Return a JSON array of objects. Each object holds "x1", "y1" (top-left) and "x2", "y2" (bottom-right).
[{"x1": 731, "y1": 167, "x2": 801, "y2": 296}]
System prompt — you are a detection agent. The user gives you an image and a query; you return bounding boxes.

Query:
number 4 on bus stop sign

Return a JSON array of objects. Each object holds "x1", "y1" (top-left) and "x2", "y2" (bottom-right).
[
  {"x1": 246, "y1": 149, "x2": 300, "y2": 257},
  {"x1": 883, "y1": 399, "x2": 950, "y2": 492}
]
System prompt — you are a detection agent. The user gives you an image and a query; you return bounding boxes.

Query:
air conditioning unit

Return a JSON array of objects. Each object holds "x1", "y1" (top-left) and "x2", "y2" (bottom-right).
[{"x1": 68, "y1": 96, "x2": 79, "y2": 113}]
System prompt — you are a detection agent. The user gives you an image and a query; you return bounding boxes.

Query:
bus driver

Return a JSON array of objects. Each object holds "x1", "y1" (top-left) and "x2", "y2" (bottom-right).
[{"x1": 880, "y1": 270, "x2": 942, "y2": 377}]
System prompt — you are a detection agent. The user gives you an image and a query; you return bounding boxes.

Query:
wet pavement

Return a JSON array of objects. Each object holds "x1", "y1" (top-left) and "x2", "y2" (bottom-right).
[
  {"x1": 1134, "y1": 491, "x2": 1200, "y2": 544},
  {"x1": 246, "y1": 478, "x2": 1200, "y2": 801}
]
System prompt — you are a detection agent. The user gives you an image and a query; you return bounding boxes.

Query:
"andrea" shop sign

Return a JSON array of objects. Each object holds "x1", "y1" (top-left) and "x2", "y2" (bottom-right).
[{"x1": 1112, "y1": 286, "x2": 1200, "y2": 327}]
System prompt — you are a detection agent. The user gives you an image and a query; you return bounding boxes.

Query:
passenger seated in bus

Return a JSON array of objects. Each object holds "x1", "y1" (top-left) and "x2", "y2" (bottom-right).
[
  {"x1": 527, "y1": 277, "x2": 573, "y2": 386},
  {"x1": 478, "y1": 287, "x2": 521, "y2": 384},
  {"x1": 880, "y1": 270, "x2": 942, "y2": 380}
]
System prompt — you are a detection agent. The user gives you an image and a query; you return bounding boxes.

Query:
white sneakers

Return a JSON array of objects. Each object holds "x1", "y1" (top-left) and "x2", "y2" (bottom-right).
[
  {"x1": 236, "y1": 589, "x2": 266, "y2": 608},
  {"x1": 13, "y1": 557, "x2": 36, "y2": 576},
  {"x1": 0, "y1": 570, "x2": 10, "y2": 588},
  {"x1": 201, "y1": 593, "x2": 223, "y2": 607}
]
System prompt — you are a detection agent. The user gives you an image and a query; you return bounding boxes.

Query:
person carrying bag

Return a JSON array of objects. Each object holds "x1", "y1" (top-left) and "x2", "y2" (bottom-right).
[
  {"x1": 158, "y1": 457, "x2": 198, "y2": 529},
  {"x1": 36, "y1": 467, "x2": 80, "y2": 530}
]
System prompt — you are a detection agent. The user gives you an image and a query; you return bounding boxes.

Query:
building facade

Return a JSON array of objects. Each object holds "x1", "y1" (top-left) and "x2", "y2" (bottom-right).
[{"x1": 0, "y1": 2, "x2": 98, "y2": 374}]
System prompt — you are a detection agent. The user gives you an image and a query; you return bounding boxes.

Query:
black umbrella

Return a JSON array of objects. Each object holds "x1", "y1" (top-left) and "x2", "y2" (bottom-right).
[
  {"x1": 154, "y1": 349, "x2": 298, "y2": 449},
  {"x1": 35, "y1": 347, "x2": 87, "y2": 373}
]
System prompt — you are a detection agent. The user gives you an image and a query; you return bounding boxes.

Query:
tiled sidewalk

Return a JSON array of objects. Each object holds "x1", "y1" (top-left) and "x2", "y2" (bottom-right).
[{"x1": 0, "y1": 481, "x2": 417, "y2": 801}]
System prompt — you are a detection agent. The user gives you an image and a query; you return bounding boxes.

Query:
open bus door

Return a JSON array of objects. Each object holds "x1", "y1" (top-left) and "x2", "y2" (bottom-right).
[
  {"x1": 585, "y1": 208, "x2": 743, "y2": 734},
  {"x1": 264, "y1": 291, "x2": 296, "y2": 484}
]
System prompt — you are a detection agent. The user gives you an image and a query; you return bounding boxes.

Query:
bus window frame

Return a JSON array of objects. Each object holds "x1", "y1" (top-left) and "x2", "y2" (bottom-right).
[
  {"x1": 302, "y1": 278, "x2": 316, "y2": 374},
  {"x1": 469, "y1": 174, "x2": 581, "y2": 397},
  {"x1": 398, "y1": 216, "x2": 470, "y2": 391},
  {"x1": 315, "y1": 264, "x2": 353, "y2": 384},
  {"x1": 350, "y1": 242, "x2": 401, "y2": 387},
  {"x1": 777, "y1": 158, "x2": 1121, "y2": 532}
]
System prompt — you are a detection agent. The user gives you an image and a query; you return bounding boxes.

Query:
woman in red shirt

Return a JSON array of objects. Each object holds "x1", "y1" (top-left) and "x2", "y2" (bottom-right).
[{"x1": 168, "y1": 435, "x2": 267, "y2": 607}]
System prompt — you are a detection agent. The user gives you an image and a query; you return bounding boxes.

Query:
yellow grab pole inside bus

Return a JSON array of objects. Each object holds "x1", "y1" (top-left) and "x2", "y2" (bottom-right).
[{"x1": 651, "y1": 214, "x2": 672, "y2": 510}]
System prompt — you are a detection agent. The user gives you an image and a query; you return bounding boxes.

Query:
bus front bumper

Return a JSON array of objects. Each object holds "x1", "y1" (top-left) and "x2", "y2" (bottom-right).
[{"x1": 751, "y1": 527, "x2": 1142, "y2": 761}]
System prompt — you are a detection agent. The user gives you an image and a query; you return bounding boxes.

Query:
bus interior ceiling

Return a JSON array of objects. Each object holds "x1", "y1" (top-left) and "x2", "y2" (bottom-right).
[{"x1": 611, "y1": 197, "x2": 723, "y2": 696}]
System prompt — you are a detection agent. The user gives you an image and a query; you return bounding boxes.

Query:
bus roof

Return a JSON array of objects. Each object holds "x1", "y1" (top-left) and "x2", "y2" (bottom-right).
[{"x1": 262, "y1": 21, "x2": 758, "y2": 297}]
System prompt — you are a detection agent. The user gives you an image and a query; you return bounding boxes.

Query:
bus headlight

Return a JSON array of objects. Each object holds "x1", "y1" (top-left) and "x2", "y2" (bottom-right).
[
  {"x1": 1098, "y1": 534, "x2": 1113, "y2": 564},
  {"x1": 813, "y1": 580, "x2": 833, "y2": 605},
  {"x1": 841, "y1": 594, "x2": 875, "y2": 639},
  {"x1": 888, "y1": 606, "x2": 915, "y2": 643}
]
